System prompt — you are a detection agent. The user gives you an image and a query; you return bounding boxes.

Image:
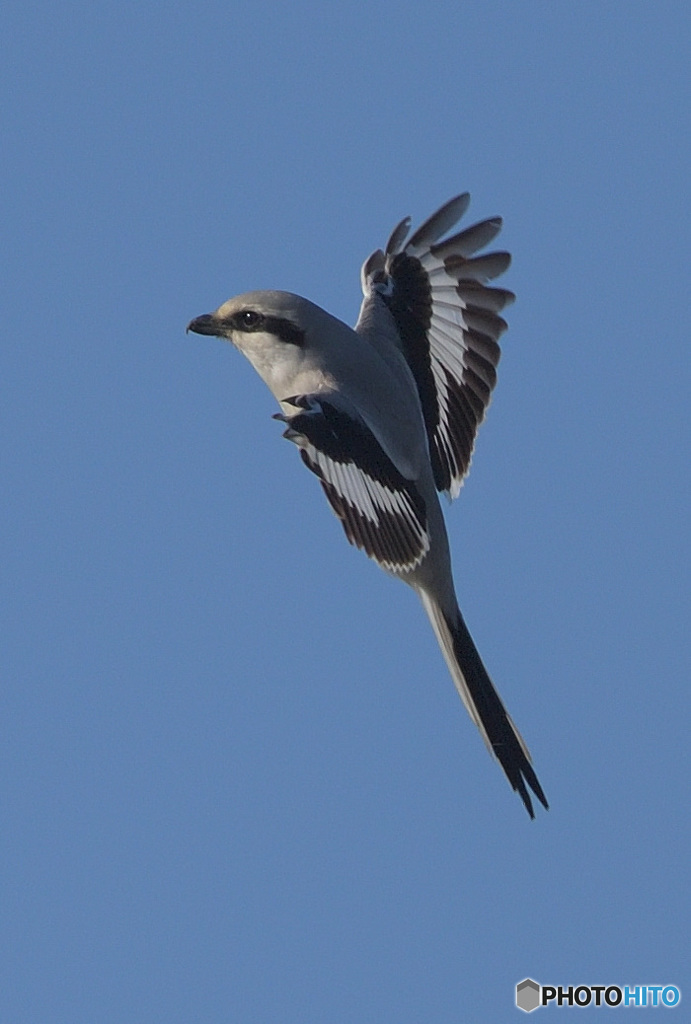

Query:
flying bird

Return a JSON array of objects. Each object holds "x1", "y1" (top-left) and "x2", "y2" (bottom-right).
[{"x1": 188, "y1": 193, "x2": 548, "y2": 817}]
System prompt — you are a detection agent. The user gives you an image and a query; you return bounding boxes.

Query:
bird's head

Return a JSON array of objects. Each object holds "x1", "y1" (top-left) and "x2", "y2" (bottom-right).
[
  {"x1": 187, "y1": 290, "x2": 308, "y2": 349},
  {"x1": 187, "y1": 290, "x2": 343, "y2": 400}
]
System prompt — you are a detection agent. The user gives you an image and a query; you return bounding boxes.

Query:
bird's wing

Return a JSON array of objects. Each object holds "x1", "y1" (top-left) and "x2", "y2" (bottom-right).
[
  {"x1": 275, "y1": 394, "x2": 429, "y2": 573},
  {"x1": 357, "y1": 194, "x2": 514, "y2": 499}
]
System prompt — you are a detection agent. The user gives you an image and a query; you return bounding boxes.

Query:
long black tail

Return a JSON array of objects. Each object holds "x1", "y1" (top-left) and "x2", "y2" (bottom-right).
[{"x1": 420, "y1": 592, "x2": 548, "y2": 817}]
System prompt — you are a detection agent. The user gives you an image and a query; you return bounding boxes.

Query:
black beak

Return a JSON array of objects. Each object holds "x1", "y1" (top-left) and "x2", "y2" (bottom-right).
[{"x1": 187, "y1": 313, "x2": 220, "y2": 336}]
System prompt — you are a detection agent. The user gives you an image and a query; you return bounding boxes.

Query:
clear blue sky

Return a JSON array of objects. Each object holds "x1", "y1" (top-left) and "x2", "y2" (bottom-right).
[{"x1": 2, "y1": 2, "x2": 689, "y2": 1020}]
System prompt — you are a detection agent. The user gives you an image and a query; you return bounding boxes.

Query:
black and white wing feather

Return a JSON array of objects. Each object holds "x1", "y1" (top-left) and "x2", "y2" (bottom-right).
[
  {"x1": 358, "y1": 193, "x2": 514, "y2": 499},
  {"x1": 275, "y1": 395, "x2": 429, "y2": 574}
]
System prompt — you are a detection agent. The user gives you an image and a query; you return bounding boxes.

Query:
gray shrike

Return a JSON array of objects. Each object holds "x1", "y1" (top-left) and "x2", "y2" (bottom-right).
[{"x1": 188, "y1": 193, "x2": 548, "y2": 817}]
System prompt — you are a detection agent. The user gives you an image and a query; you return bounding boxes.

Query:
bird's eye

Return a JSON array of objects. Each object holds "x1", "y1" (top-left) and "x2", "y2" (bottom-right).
[{"x1": 238, "y1": 309, "x2": 262, "y2": 329}]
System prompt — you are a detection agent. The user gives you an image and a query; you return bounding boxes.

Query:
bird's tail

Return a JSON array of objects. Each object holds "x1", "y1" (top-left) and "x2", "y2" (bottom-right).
[{"x1": 418, "y1": 590, "x2": 548, "y2": 817}]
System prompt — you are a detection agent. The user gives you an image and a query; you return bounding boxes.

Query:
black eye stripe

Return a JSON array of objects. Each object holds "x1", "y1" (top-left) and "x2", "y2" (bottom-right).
[
  {"x1": 226, "y1": 309, "x2": 263, "y2": 331},
  {"x1": 229, "y1": 310, "x2": 305, "y2": 347},
  {"x1": 265, "y1": 316, "x2": 305, "y2": 346}
]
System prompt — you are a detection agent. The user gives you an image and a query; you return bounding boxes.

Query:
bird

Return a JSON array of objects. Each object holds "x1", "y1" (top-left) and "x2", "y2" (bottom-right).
[{"x1": 188, "y1": 193, "x2": 548, "y2": 817}]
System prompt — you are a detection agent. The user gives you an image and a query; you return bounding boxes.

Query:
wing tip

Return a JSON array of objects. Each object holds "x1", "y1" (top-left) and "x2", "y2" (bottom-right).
[{"x1": 406, "y1": 192, "x2": 472, "y2": 251}]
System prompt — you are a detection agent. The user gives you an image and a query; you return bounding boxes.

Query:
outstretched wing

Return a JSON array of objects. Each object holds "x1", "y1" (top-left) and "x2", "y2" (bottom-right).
[
  {"x1": 275, "y1": 395, "x2": 429, "y2": 574},
  {"x1": 357, "y1": 194, "x2": 514, "y2": 499}
]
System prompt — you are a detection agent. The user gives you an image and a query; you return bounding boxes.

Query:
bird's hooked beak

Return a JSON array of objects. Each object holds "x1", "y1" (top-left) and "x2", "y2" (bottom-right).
[{"x1": 187, "y1": 313, "x2": 221, "y2": 336}]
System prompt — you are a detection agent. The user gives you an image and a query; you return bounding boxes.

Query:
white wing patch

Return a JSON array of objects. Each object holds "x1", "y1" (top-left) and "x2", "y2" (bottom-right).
[{"x1": 276, "y1": 396, "x2": 429, "y2": 573}]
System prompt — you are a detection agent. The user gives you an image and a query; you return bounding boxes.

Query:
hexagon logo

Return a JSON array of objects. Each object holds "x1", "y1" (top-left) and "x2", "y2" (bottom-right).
[{"x1": 516, "y1": 978, "x2": 541, "y2": 1012}]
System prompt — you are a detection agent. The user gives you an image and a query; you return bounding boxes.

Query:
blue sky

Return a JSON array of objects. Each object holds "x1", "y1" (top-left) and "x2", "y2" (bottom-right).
[{"x1": 2, "y1": 1, "x2": 689, "y2": 1020}]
